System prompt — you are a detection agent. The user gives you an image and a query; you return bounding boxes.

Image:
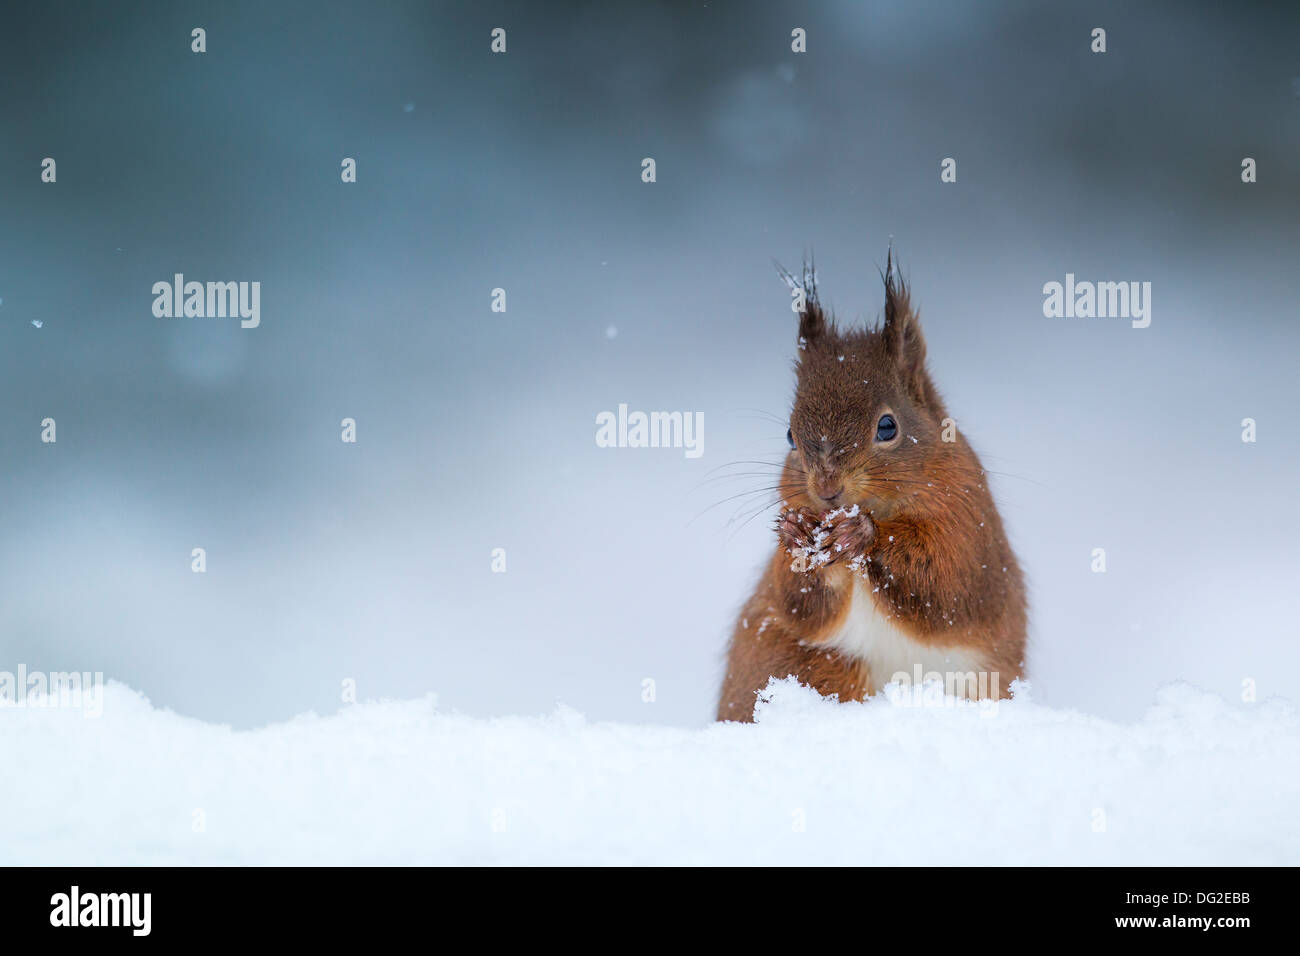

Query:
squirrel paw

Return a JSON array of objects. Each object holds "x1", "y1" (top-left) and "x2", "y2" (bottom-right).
[
  {"x1": 821, "y1": 505, "x2": 875, "y2": 568},
  {"x1": 776, "y1": 507, "x2": 830, "y2": 573}
]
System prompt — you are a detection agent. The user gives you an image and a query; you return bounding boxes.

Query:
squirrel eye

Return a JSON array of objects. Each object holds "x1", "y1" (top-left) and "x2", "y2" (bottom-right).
[
  {"x1": 786, "y1": 428, "x2": 796, "y2": 450},
  {"x1": 875, "y1": 414, "x2": 898, "y2": 442}
]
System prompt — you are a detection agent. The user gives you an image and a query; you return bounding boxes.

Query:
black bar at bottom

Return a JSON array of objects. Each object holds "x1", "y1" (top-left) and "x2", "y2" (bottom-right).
[{"x1": 0, "y1": 865, "x2": 1280, "y2": 941}]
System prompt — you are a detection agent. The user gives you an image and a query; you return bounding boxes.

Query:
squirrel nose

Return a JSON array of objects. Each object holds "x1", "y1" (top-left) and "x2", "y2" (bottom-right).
[{"x1": 816, "y1": 482, "x2": 844, "y2": 504}]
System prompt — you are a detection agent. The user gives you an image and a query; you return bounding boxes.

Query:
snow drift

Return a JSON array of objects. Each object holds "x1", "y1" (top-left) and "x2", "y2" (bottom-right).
[{"x1": 3, "y1": 678, "x2": 1297, "y2": 865}]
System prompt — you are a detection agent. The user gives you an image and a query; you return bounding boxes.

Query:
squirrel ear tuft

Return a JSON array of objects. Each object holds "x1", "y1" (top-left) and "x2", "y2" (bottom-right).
[
  {"x1": 778, "y1": 257, "x2": 825, "y2": 344},
  {"x1": 881, "y1": 250, "x2": 927, "y2": 385}
]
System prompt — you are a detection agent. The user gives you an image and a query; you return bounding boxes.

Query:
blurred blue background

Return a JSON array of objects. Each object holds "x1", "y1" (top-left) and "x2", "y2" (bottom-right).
[{"x1": 2, "y1": 0, "x2": 1297, "y2": 728}]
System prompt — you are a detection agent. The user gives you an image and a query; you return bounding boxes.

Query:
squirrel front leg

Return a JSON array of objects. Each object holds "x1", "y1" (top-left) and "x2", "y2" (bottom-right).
[
  {"x1": 766, "y1": 507, "x2": 870, "y2": 636},
  {"x1": 863, "y1": 513, "x2": 981, "y2": 628},
  {"x1": 719, "y1": 508, "x2": 873, "y2": 720}
]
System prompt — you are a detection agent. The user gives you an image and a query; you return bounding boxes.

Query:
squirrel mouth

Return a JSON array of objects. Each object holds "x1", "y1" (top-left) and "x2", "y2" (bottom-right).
[{"x1": 810, "y1": 490, "x2": 855, "y2": 514}]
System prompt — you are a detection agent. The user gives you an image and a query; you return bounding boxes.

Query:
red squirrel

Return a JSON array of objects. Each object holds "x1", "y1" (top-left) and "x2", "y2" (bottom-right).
[{"x1": 717, "y1": 255, "x2": 1027, "y2": 721}]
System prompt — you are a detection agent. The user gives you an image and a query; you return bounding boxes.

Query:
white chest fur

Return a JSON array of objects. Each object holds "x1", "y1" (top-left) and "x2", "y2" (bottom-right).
[{"x1": 824, "y1": 578, "x2": 989, "y2": 697}]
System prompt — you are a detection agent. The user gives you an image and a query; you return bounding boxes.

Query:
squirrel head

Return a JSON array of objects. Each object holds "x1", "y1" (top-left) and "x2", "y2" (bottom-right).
[{"x1": 784, "y1": 254, "x2": 951, "y2": 517}]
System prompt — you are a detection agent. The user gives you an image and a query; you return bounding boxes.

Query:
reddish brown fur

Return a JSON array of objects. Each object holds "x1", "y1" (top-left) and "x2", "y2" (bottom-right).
[{"x1": 717, "y1": 258, "x2": 1027, "y2": 721}]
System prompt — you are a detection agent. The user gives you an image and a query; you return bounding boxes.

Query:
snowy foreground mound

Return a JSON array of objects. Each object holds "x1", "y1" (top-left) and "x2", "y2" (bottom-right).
[{"x1": 3, "y1": 679, "x2": 1298, "y2": 865}]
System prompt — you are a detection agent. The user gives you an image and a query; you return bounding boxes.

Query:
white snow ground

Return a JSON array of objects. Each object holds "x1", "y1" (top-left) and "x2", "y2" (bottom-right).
[{"x1": 2, "y1": 677, "x2": 1297, "y2": 866}]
